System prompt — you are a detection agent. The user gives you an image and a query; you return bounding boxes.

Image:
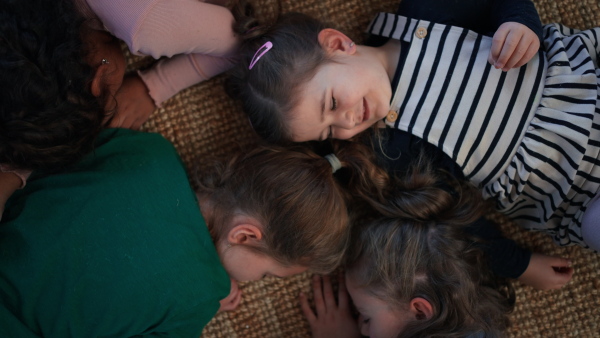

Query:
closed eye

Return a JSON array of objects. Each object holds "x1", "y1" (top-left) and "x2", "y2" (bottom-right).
[{"x1": 331, "y1": 96, "x2": 337, "y2": 110}]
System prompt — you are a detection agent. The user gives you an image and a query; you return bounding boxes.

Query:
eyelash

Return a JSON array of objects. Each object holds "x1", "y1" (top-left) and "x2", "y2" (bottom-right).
[{"x1": 327, "y1": 96, "x2": 337, "y2": 139}]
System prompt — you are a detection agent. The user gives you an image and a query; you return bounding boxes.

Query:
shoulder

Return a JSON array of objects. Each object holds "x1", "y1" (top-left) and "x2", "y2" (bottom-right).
[{"x1": 0, "y1": 128, "x2": 230, "y2": 336}]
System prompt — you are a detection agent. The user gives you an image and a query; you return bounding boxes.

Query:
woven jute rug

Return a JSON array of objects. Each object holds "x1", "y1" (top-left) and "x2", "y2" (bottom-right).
[{"x1": 126, "y1": 0, "x2": 600, "y2": 336}]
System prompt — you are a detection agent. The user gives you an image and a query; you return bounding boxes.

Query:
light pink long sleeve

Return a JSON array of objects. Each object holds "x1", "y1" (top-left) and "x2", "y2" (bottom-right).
[
  {"x1": 0, "y1": 164, "x2": 32, "y2": 188},
  {"x1": 79, "y1": 0, "x2": 239, "y2": 105}
]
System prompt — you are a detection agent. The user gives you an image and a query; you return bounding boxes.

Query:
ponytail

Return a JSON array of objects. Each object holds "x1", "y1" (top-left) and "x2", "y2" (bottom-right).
[
  {"x1": 328, "y1": 139, "x2": 485, "y2": 226},
  {"x1": 229, "y1": 0, "x2": 261, "y2": 40}
]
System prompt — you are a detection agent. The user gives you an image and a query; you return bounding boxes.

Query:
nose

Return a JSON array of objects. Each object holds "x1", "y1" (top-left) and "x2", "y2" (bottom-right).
[{"x1": 336, "y1": 109, "x2": 356, "y2": 129}]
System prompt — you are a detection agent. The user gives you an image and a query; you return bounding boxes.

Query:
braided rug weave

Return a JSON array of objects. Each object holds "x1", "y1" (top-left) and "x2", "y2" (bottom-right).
[{"x1": 125, "y1": 0, "x2": 600, "y2": 336}]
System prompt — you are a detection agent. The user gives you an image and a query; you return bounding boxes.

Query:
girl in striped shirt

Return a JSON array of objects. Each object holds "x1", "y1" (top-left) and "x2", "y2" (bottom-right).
[{"x1": 227, "y1": 0, "x2": 600, "y2": 256}]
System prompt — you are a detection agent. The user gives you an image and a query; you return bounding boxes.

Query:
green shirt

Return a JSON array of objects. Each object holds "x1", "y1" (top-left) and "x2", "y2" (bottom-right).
[{"x1": 0, "y1": 129, "x2": 229, "y2": 337}]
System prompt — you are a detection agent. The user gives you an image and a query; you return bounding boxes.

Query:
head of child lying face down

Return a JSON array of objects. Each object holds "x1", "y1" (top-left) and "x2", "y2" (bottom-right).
[
  {"x1": 195, "y1": 139, "x2": 402, "y2": 310},
  {"x1": 0, "y1": 0, "x2": 127, "y2": 218},
  {"x1": 345, "y1": 217, "x2": 514, "y2": 338},
  {"x1": 300, "y1": 168, "x2": 515, "y2": 338}
]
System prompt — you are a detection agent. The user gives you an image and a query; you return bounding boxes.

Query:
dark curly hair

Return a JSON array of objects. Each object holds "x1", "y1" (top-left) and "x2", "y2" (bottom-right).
[{"x1": 0, "y1": 0, "x2": 107, "y2": 172}]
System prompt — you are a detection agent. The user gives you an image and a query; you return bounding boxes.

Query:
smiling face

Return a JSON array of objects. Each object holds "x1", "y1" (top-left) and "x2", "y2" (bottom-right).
[
  {"x1": 289, "y1": 55, "x2": 392, "y2": 142},
  {"x1": 346, "y1": 273, "x2": 413, "y2": 338}
]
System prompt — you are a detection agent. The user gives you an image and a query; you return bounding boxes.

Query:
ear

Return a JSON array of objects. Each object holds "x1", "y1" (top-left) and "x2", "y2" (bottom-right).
[
  {"x1": 90, "y1": 65, "x2": 108, "y2": 98},
  {"x1": 409, "y1": 297, "x2": 434, "y2": 321},
  {"x1": 226, "y1": 216, "x2": 264, "y2": 246},
  {"x1": 317, "y1": 28, "x2": 357, "y2": 56}
]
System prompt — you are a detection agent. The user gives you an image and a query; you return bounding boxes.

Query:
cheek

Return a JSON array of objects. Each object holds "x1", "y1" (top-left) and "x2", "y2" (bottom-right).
[
  {"x1": 225, "y1": 262, "x2": 261, "y2": 282},
  {"x1": 334, "y1": 123, "x2": 373, "y2": 140}
]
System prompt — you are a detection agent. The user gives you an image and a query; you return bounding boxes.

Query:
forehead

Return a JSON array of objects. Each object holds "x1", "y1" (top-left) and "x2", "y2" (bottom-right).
[{"x1": 288, "y1": 78, "x2": 327, "y2": 142}]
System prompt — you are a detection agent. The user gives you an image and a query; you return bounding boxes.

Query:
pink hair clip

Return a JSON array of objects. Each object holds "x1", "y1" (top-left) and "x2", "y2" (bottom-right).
[{"x1": 248, "y1": 41, "x2": 273, "y2": 70}]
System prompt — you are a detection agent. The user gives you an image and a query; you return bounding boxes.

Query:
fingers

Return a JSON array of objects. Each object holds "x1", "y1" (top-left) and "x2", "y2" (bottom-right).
[
  {"x1": 500, "y1": 35, "x2": 530, "y2": 70},
  {"x1": 512, "y1": 41, "x2": 539, "y2": 69},
  {"x1": 228, "y1": 287, "x2": 243, "y2": 309},
  {"x1": 550, "y1": 257, "x2": 574, "y2": 288},
  {"x1": 541, "y1": 255, "x2": 574, "y2": 289},
  {"x1": 321, "y1": 275, "x2": 336, "y2": 310},
  {"x1": 312, "y1": 275, "x2": 326, "y2": 315},
  {"x1": 299, "y1": 292, "x2": 317, "y2": 324},
  {"x1": 547, "y1": 268, "x2": 573, "y2": 290},
  {"x1": 548, "y1": 256, "x2": 573, "y2": 268},
  {"x1": 303, "y1": 274, "x2": 344, "y2": 319},
  {"x1": 109, "y1": 110, "x2": 145, "y2": 130},
  {"x1": 518, "y1": 253, "x2": 574, "y2": 290},
  {"x1": 337, "y1": 271, "x2": 349, "y2": 309},
  {"x1": 489, "y1": 22, "x2": 540, "y2": 71},
  {"x1": 109, "y1": 74, "x2": 156, "y2": 130},
  {"x1": 218, "y1": 284, "x2": 243, "y2": 312},
  {"x1": 492, "y1": 30, "x2": 520, "y2": 70},
  {"x1": 488, "y1": 25, "x2": 510, "y2": 66}
]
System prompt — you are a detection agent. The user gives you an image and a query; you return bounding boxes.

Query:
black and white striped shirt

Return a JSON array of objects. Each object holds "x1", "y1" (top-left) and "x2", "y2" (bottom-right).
[{"x1": 370, "y1": 12, "x2": 546, "y2": 187}]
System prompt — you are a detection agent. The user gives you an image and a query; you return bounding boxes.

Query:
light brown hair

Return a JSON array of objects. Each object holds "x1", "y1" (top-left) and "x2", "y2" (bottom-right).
[
  {"x1": 194, "y1": 141, "x2": 390, "y2": 274},
  {"x1": 346, "y1": 168, "x2": 514, "y2": 337}
]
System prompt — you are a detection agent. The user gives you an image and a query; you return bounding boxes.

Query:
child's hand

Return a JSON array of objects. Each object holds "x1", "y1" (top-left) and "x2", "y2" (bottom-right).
[
  {"x1": 488, "y1": 22, "x2": 540, "y2": 72},
  {"x1": 110, "y1": 74, "x2": 156, "y2": 130},
  {"x1": 517, "y1": 253, "x2": 573, "y2": 290},
  {"x1": 218, "y1": 278, "x2": 242, "y2": 312},
  {"x1": 299, "y1": 273, "x2": 361, "y2": 338}
]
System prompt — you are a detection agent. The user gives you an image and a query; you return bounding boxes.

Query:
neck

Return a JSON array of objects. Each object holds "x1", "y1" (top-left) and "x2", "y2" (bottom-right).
[
  {"x1": 379, "y1": 39, "x2": 401, "y2": 80},
  {"x1": 355, "y1": 40, "x2": 400, "y2": 81}
]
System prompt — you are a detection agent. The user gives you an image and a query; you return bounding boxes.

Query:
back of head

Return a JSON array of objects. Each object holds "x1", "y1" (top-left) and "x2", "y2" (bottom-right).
[
  {"x1": 347, "y1": 217, "x2": 514, "y2": 337},
  {"x1": 0, "y1": 0, "x2": 105, "y2": 172},
  {"x1": 226, "y1": 8, "x2": 329, "y2": 144},
  {"x1": 194, "y1": 143, "x2": 350, "y2": 273}
]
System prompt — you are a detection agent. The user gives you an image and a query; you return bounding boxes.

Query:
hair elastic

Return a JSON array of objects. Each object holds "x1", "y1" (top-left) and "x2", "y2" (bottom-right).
[
  {"x1": 324, "y1": 154, "x2": 342, "y2": 173},
  {"x1": 101, "y1": 58, "x2": 110, "y2": 65},
  {"x1": 248, "y1": 41, "x2": 273, "y2": 70}
]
